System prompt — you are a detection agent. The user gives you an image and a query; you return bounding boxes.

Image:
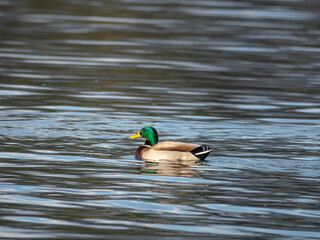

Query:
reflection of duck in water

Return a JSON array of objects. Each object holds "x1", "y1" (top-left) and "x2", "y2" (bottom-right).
[
  {"x1": 129, "y1": 126, "x2": 211, "y2": 161},
  {"x1": 140, "y1": 159, "x2": 206, "y2": 177}
]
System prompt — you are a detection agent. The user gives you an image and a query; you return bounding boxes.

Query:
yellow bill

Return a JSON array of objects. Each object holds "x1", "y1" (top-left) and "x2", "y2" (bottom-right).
[{"x1": 128, "y1": 131, "x2": 141, "y2": 139}]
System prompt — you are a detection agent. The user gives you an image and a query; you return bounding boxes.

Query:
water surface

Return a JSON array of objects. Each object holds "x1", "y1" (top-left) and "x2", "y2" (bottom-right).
[{"x1": 1, "y1": 0, "x2": 320, "y2": 239}]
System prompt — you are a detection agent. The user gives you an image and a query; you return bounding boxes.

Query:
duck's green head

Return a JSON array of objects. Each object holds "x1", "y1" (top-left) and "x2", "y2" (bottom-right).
[{"x1": 129, "y1": 126, "x2": 159, "y2": 146}]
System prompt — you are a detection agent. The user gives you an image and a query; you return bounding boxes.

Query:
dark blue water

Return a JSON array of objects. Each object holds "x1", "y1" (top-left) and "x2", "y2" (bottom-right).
[{"x1": 1, "y1": 0, "x2": 320, "y2": 239}]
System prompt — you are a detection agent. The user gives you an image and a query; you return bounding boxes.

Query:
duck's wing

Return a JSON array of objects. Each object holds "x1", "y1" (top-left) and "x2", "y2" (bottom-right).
[
  {"x1": 151, "y1": 141, "x2": 201, "y2": 152},
  {"x1": 142, "y1": 149, "x2": 199, "y2": 161}
]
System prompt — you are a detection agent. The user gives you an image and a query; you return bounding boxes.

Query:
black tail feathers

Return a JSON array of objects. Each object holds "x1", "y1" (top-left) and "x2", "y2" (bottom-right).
[{"x1": 190, "y1": 145, "x2": 211, "y2": 160}]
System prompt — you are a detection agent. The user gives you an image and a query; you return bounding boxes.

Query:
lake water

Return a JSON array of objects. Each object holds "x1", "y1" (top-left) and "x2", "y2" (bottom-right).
[{"x1": 1, "y1": 0, "x2": 320, "y2": 239}]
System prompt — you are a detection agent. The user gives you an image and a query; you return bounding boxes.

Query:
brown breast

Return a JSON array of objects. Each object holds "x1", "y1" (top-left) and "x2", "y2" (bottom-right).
[{"x1": 135, "y1": 145, "x2": 151, "y2": 158}]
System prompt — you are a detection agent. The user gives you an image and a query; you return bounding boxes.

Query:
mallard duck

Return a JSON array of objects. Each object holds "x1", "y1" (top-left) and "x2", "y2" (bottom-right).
[{"x1": 129, "y1": 126, "x2": 211, "y2": 161}]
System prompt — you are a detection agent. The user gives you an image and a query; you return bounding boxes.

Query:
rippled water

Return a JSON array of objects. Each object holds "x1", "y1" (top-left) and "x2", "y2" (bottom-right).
[{"x1": 1, "y1": 0, "x2": 320, "y2": 239}]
